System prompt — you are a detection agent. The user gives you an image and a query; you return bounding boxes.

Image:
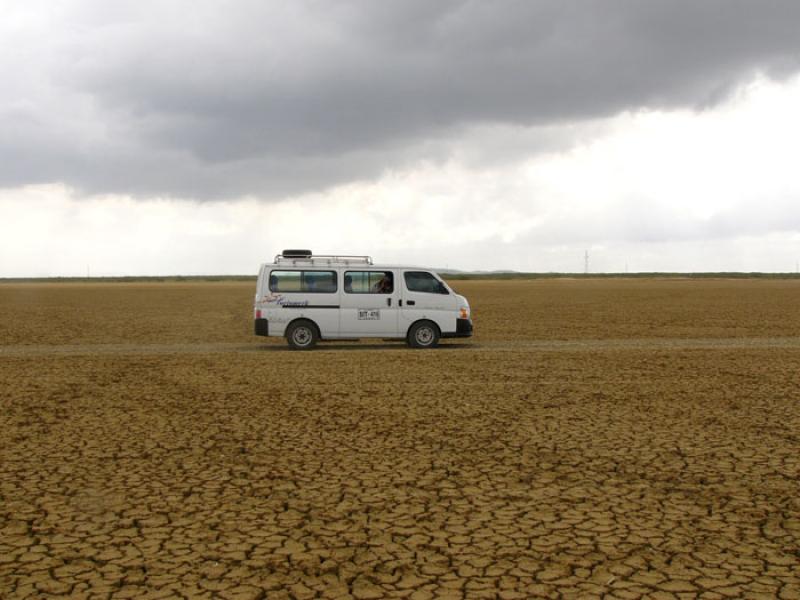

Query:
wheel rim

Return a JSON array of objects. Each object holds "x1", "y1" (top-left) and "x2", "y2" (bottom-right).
[
  {"x1": 415, "y1": 326, "x2": 434, "y2": 345},
  {"x1": 293, "y1": 327, "x2": 312, "y2": 346}
]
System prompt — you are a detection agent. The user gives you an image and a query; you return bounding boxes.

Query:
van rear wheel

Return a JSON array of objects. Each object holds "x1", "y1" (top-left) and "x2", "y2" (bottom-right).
[
  {"x1": 286, "y1": 320, "x2": 318, "y2": 350},
  {"x1": 407, "y1": 321, "x2": 440, "y2": 349}
]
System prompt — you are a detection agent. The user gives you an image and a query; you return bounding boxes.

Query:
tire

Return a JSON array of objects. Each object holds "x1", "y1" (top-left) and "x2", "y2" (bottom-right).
[
  {"x1": 286, "y1": 320, "x2": 319, "y2": 350},
  {"x1": 407, "y1": 320, "x2": 440, "y2": 349}
]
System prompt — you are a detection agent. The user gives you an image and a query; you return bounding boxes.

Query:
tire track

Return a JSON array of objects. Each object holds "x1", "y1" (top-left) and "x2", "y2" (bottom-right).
[{"x1": 3, "y1": 336, "x2": 800, "y2": 357}]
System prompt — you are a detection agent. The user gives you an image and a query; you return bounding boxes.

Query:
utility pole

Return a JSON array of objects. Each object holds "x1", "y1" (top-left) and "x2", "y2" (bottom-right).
[{"x1": 584, "y1": 250, "x2": 589, "y2": 275}]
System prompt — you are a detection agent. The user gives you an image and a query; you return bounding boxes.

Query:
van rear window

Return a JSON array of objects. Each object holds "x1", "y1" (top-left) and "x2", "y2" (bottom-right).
[{"x1": 269, "y1": 270, "x2": 337, "y2": 293}]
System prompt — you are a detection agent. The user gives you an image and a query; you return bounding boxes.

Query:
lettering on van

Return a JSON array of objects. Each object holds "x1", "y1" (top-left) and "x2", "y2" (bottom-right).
[
  {"x1": 262, "y1": 293, "x2": 309, "y2": 308},
  {"x1": 358, "y1": 309, "x2": 380, "y2": 320}
]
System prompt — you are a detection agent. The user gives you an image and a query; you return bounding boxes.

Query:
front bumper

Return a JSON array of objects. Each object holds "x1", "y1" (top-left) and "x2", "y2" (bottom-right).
[
  {"x1": 254, "y1": 318, "x2": 269, "y2": 336},
  {"x1": 443, "y1": 318, "x2": 473, "y2": 338}
]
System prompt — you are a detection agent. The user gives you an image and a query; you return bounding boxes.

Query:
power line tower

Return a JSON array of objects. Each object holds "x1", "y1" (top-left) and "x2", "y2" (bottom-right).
[{"x1": 584, "y1": 250, "x2": 589, "y2": 275}]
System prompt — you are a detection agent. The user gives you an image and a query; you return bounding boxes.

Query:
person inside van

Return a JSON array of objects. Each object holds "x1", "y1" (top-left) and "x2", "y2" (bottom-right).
[
  {"x1": 344, "y1": 274, "x2": 353, "y2": 293},
  {"x1": 372, "y1": 273, "x2": 392, "y2": 293}
]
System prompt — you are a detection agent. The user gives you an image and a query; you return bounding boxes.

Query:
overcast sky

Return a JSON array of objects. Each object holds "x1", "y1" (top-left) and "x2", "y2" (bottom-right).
[{"x1": 2, "y1": 0, "x2": 800, "y2": 276}]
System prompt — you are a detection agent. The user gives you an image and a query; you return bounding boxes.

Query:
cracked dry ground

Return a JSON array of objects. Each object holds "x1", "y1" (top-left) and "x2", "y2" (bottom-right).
[{"x1": 1, "y1": 280, "x2": 799, "y2": 599}]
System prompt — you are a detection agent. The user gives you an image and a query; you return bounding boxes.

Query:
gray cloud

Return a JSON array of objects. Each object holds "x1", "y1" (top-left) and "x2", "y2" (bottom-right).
[
  {"x1": 2, "y1": 0, "x2": 800, "y2": 199},
  {"x1": 510, "y1": 196, "x2": 800, "y2": 248}
]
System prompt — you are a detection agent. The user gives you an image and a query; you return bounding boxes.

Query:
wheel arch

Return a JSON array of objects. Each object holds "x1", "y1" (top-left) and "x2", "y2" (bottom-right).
[
  {"x1": 285, "y1": 317, "x2": 322, "y2": 339},
  {"x1": 406, "y1": 318, "x2": 441, "y2": 340}
]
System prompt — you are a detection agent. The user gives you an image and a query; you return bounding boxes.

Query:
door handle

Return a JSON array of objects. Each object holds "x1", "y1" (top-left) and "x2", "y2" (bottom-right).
[
  {"x1": 387, "y1": 297, "x2": 391, "y2": 306},
  {"x1": 407, "y1": 300, "x2": 415, "y2": 306}
]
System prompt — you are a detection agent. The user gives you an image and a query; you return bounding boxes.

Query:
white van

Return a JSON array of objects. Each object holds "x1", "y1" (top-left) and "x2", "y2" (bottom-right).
[{"x1": 254, "y1": 250, "x2": 473, "y2": 349}]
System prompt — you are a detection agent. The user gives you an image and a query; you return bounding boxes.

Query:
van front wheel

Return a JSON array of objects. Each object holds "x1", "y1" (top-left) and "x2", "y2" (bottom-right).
[
  {"x1": 408, "y1": 321, "x2": 440, "y2": 349},
  {"x1": 286, "y1": 320, "x2": 318, "y2": 350}
]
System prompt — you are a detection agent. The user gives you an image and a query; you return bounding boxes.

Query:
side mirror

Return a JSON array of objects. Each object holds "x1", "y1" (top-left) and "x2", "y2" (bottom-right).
[{"x1": 438, "y1": 282, "x2": 449, "y2": 294}]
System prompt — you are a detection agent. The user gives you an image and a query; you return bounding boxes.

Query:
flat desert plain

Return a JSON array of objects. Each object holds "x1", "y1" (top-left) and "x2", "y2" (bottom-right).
[{"x1": 1, "y1": 279, "x2": 799, "y2": 599}]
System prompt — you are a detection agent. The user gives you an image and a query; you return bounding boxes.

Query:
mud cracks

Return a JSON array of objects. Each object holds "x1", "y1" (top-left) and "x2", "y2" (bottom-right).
[{"x1": 1, "y1": 280, "x2": 799, "y2": 598}]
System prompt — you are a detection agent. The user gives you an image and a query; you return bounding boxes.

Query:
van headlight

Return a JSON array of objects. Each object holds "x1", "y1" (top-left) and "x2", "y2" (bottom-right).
[{"x1": 459, "y1": 307, "x2": 469, "y2": 319}]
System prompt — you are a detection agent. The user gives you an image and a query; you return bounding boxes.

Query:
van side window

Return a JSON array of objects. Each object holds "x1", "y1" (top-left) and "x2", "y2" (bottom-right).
[
  {"x1": 269, "y1": 270, "x2": 337, "y2": 293},
  {"x1": 404, "y1": 271, "x2": 448, "y2": 294},
  {"x1": 344, "y1": 271, "x2": 393, "y2": 294}
]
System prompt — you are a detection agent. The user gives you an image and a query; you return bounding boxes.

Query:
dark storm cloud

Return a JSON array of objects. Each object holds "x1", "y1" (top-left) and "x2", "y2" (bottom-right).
[{"x1": 2, "y1": 0, "x2": 800, "y2": 199}]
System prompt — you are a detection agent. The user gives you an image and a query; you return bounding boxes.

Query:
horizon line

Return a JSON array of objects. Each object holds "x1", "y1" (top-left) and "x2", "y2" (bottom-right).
[{"x1": 2, "y1": 271, "x2": 800, "y2": 283}]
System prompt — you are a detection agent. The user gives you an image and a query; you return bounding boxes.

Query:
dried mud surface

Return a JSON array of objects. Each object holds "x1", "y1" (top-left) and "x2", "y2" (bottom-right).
[{"x1": 1, "y1": 280, "x2": 799, "y2": 599}]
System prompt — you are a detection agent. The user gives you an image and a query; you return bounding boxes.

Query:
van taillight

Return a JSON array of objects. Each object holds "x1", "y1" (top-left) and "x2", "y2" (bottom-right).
[{"x1": 256, "y1": 309, "x2": 262, "y2": 318}]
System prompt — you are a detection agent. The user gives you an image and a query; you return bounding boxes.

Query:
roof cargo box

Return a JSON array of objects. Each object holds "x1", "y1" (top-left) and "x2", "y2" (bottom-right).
[{"x1": 281, "y1": 249, "x2": 313, "y2": 258}]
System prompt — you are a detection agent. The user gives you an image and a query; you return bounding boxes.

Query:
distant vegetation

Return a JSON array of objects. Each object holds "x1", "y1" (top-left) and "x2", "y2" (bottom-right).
[
  {"x1": 0, "y1": 275, "x2": 257, "y2": 283},
  {"x1": 2, "y1": 272, "x2": 800, "y2": 283},
  {"x1": 442, "y1": 271, "x2": 800, "y2": 280}
]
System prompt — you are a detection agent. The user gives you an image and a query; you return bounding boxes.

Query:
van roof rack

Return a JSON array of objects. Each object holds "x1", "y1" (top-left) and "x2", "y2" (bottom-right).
[{"x1": 274, "y1": 251, "x2": 373, "y2": 265}]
